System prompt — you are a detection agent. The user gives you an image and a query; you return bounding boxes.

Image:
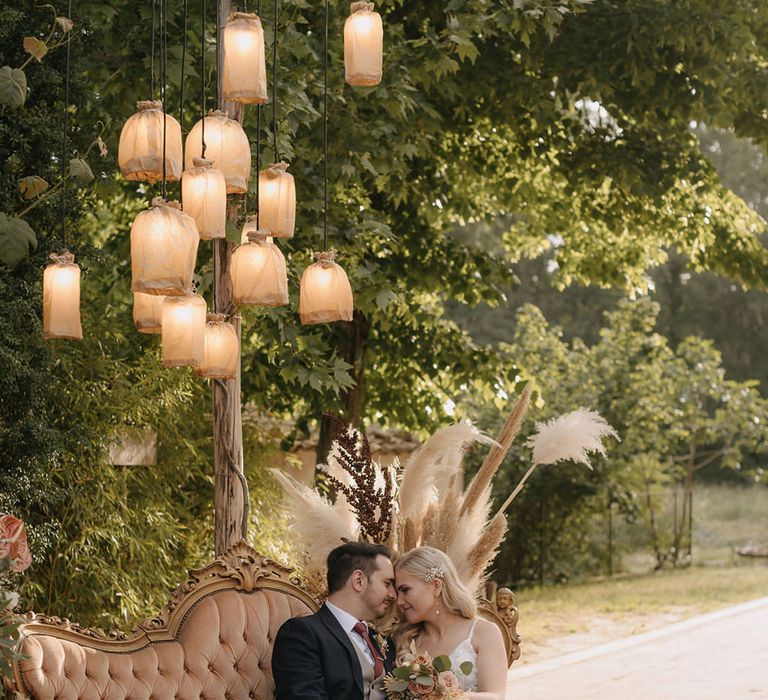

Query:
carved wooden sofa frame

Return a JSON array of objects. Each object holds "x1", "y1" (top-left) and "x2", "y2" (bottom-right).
[{"x1": 6, "y1": 542, "x2": 520, "y2": 700}]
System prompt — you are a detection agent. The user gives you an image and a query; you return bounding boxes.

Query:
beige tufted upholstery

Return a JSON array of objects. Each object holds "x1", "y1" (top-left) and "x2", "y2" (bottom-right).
[{"x1": 9, "y1": 544, "x2": 318, "y2": 700}]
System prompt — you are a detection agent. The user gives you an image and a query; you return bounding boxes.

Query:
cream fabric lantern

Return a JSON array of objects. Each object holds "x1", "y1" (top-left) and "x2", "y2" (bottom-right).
[
  {"x1": 118, "y1": 100, "x2": 183, "y2": 183},
  {"x1": 131, "y1": 198, "x2": 199, "y2": 297},
  {"x1": 344, "y1": 2, "x2": 383, "y2": 87},
  {"x1": 231, "y1": 221, "x2": 288, "y2": 306},
  {"x1": 197, "y1": 313, "x2": 239, "y2": 379},
  {"x1": 185, "y1": 111, "x2": 251, "y2": 194},
  {"x1": 132, "y1": 292, "x2": 165, "y2": 334},
  {"x1": 43, "y1": 251, "x2": 82, "y2": 340},
  {"x1": 299, "y1": 250, "x2": 354, "y2": 324},
  {"x1": 182, "y1": 158, "x2": 227, "y2": 239},
  {"x1": 222, "y1": 12, "x2": 268, "y2": 105},
  {"x1": 258, "y1": 162, "x2": 296, "y2": 239},
  {"x1": 161, "y1": 293, "x2": 207, "y2": 368}
]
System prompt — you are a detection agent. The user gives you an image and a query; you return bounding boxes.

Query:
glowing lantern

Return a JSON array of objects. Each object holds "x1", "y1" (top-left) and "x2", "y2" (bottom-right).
[
  {"x1": 299, "y1": 250, "x2": 353, "y2": 324},
  {"x1": 131, "y1": 198, "x2": 199, "y2": 297},
  {"x1": 231, "y1": 221, "x2": 288, "y2": 306},
  {"x1": 185, "y1": 111, "x2": 251, "y2": 194},
  {"x1": 43, "y1": 251, "x2": 82, "y2": 340},
  {"x1": 197, "y1": 313, "x2": 239, "y2": 379},
  {"x1": 118, "y1": 100, "x2": 183, "y2": 182},
  {"x1": 132, "y1": 292, "x2": 165, "y2": 334},
  {"x1": 182, "y1": 158, "x2": 227, "y2": 239},
  {"x1": 258, "y1": 162, "x2": 296, "y2": 238},
  {"x1": 344, "y1": 2, "x2": 383, "y2": 87},
  {"x1": 222, "y1": 12, "x2": 267, "y2": 105},
  {"x1": 161, "y1": 293, "x2": 207, "y2": 368}
]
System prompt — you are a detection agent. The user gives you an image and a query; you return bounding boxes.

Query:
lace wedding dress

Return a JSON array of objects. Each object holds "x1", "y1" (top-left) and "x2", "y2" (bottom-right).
[{"x1": 447, "y1": 619, "x2": 479, "y2": 693}]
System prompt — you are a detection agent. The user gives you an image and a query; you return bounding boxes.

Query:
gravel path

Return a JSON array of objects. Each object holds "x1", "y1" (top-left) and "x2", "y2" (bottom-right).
[{"x1": 505, "y1": 596, "x2": 768, "y2": 699}]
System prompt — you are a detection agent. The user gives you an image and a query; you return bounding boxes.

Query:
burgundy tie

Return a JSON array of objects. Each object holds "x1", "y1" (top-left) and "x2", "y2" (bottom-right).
[{"x1": 353, "y1": 622, "x2": 384, "y2": 678}]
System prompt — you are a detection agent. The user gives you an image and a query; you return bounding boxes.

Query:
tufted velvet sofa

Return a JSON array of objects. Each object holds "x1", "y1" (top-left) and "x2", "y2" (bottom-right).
[{"x1": 6, "y1": 542, "x2": 318, "y2": 700}]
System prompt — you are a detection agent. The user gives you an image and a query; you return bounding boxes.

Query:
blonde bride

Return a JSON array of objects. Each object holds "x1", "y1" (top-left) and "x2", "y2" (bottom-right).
[{"x1": 393, "y1": 547, "x2": 507, "y2": 700}]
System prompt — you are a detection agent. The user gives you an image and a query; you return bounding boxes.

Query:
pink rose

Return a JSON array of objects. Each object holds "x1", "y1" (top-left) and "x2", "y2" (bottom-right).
[
  {"x1": 437, "y1": 671, "x2": 460, "y2": 691},
  {"x1": 0, "y1": 514, "x2": 32, "y2": 573},
  {"x1": 407, "y1": 679, "x2": 434, "y2": 696}
]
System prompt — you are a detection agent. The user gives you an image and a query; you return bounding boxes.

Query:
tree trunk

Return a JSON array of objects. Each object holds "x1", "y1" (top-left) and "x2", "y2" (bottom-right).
[
  {"x1": 314, "y1": 312, "x2": 369, "y2": 466},
  {"x1": 213, "y1": 0, "x2": 247, "y2": 556}
]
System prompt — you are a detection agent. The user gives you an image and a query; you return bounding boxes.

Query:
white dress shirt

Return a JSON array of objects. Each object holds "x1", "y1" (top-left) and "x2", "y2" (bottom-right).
[{"x1": 325, "y1": 600, "x2": 375, "y2": 665}]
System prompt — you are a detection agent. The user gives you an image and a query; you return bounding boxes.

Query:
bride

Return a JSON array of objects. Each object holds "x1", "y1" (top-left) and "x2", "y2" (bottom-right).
[{"x1": 393, "y1": 547, "x2": 508, "y2": 700}]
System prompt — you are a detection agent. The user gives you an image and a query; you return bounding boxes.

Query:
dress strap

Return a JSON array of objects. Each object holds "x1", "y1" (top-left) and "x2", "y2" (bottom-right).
[{"x1": 468, "y1": 618, "x2": 480, "y2": 643}]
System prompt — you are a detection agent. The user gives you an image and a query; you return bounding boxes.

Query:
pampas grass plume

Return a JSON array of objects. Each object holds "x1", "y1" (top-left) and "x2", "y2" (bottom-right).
[{"x1": 527, "y1": 408, "x2": 619, "y2": 468}]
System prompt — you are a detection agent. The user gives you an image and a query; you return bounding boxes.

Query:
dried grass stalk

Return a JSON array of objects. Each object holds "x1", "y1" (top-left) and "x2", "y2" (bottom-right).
[{"x1": 461, "y1": 385, "x2": 531, "y2": 515}]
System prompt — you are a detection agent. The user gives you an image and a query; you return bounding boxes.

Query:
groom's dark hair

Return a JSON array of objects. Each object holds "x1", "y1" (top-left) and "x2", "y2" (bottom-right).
[{"x1": 326, "y1": 542, "x2": 392, "y2": 594}]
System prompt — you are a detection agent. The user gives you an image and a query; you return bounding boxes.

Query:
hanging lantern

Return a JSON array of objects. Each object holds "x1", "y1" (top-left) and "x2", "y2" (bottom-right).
[
  {"x1": 132, "y1": 292, "x2": 165, "y2": 334},
  {"x1": 299, "y1": 250, "x2": 353, "y2": 324},
  {"x1": 186, "y1": 111, "x2": 251, "y2": 194},
  {"x1": 43, "y1": 251, "x2": 82, "y2": 340},
  {"x1": 118, "y1": 100, "x2": 183, "y2": 183},
  {"x1": 222, "y1": 12, "x2": 268, "y2": 105},
  {"x1": 344, "y1": 2, "x2": 383, "y2": 87},
  {"x1": 181, "y1": 158, "x2": 227, "y2": 240},
  {"x1": 258, "y1": 162, "x2": 296, "y2": 239},
  {"x1": 197, "y1": 313, "x2": 239, "y2": 379},
  {"x1": 161, "y1": 293, "x2": 207, "y2": 368},
  {"x1": 131, "y1": 198, "x2": 199, "y2": 297},
  {"x1": 231, "y1": 220, "x2": 289, "y2": 306}
]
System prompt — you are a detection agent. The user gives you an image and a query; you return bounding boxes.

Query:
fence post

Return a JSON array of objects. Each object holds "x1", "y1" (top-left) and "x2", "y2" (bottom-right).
[
  {"x1": 687, "y1": 489, "x2": 693, "y2": 558},
  {"x1": 673, "y1": 488, "x2": 679, "y2": 559},
  {"x1": 539, "y1": 498, "x2": 546, "y2": 587},
  {"x1": 607, "y1": 497, "x2": 614, "y2": 577}
]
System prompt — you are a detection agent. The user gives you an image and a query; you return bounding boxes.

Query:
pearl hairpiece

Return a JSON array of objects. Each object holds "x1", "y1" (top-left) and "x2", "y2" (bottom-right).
[{"x1": 424, "y1": 564, "x2": 446, "y2": 583}]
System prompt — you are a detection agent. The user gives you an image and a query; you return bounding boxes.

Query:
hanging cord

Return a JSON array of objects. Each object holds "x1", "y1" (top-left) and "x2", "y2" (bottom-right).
[
  {"x1": 150, "y1": 0, "x2": 157, "y2": 99},
  {"x1": 60, "y1": 0, "x2": 73, "y2": 249},
  {"x1": 201, "y1": 0, "x2": 207, "y2": 157},
  {"x1": 323, "y1": 0, "x2": 328, "y2": 250},
  {"x1": 271, "y1": 0, "x2": 279, "y2": 163},
  {"x1": 161, "y1": 0, "x2": 168, "y2": 200},
  {"x1": 255, "y1": 0, "x2": 262, "y2": 227},
  {"x1": 179, "y1": 0, "x2": 188, "y2": 132},
  {"x1": 215, "y1": 0, "x2": 221, "y2": 111}
]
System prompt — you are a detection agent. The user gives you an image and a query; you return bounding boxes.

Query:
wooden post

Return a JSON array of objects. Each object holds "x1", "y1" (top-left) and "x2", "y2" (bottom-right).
[{"x1": 213, "y1": 0, "x2": 247, "y2": 556}]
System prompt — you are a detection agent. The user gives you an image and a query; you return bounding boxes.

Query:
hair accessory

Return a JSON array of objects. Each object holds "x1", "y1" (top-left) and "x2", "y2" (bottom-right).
[{"x1": 424, "y1": 564, "x2": 446, "y2": 583}]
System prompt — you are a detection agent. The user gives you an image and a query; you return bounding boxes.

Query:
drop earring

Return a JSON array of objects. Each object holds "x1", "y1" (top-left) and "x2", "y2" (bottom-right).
[{"x1": 435, "y1": 598, "x2": 440, "y2": 616}]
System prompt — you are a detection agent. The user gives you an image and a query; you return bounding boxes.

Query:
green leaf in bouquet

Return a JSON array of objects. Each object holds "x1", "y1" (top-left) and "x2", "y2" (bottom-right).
[
  {"x1": 432, "y1": 654, "x2": 452, "y2": 672},
  {"x1": 392, "y1": 666, "x2": 413, "y2": 680},
  {"x1": 0, "y1": 66, "x2": 27, "y2": 108},
  {"x1": 415, "y1": 676, "x2": 434, "y2": 686},
  {"x1": 460, "y1": 661, "x2": 474, "y2": 676}
]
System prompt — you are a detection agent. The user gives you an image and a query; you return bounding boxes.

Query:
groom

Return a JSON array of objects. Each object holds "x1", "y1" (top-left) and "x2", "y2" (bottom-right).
[{"x1": 272, "y1": 542, "x2": 397, "y2": 699}]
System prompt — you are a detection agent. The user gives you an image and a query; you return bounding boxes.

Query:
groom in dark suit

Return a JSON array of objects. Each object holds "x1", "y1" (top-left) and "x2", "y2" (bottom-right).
[{"x1": 272, "y1": 542, "x2": 397, "y2": 700}]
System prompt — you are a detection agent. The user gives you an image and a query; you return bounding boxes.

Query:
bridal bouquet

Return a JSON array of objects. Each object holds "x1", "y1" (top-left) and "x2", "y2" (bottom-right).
[{"x1": 383, "y1": 642, "x2": 472, "y2": 699}]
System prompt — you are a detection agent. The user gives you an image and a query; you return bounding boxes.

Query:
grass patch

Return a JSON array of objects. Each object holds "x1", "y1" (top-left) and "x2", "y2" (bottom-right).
[{"x1": 516, "y1": 564, "x2": 768, "y2": 642}]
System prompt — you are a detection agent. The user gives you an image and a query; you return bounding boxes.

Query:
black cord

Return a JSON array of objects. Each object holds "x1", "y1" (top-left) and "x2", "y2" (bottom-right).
[
  {"x1": 256, "y1": 0, "x2": 262, "y2": 227},
  {"x1": 201, "y1": 0, "x2": 207, "y2": 158},
  {"x1": 272, "y1": 0, "x2": 279, "y2": 163},
  {"x1": 180, "y1": 0, "x2": 188, "y2": 133},
  {"x1": 323, "y1": 0, "x2": 328, "y2": 251},
  {"x1": 60, "y1": 0, "x2": 73, "y2": 248},
  {"x1": 215, "y1": 0, "x2": 221, "y2": 111},
  {"x1": 161, "y1": 0, "x2": 168, "y2": 199},
  {"x1": 150, "y1": 0, "x2": 157, "y2": 99}
]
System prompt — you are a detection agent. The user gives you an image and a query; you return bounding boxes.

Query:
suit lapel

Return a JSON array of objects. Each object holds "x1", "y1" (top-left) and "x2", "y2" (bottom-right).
[{"x1": 318, "y1": 604, "x2": 365, "y2": 694}]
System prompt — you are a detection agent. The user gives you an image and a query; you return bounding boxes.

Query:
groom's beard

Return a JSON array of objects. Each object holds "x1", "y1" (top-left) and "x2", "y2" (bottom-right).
[{"x1": 362, "y1": 590, "x2": 390, "y2": 620}]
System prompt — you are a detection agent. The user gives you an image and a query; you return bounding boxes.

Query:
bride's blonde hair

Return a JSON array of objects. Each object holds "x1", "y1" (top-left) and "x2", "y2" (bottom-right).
[{"x1": 393, "y1": 546, "x2": 477, "y2": 653}]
